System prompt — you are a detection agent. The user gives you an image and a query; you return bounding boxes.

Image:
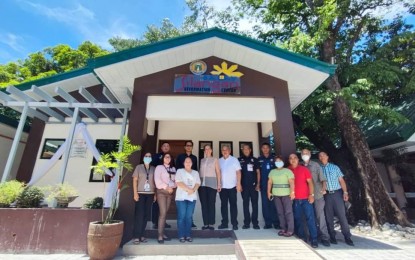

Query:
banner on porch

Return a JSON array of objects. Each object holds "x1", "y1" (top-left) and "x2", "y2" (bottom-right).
[{"x1": 173, "y1": 74, "x2": 241, "y2": 94}]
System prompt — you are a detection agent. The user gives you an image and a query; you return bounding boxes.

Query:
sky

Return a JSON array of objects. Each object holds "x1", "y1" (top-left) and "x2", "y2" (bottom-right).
[{"x1": 0, "y1": 0, "x2": 413, "y2": 64}]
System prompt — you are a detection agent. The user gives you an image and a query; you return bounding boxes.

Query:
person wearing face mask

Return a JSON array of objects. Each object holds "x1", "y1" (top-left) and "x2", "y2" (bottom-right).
[
  {"x1": 132, "y1": 152, "x2": 156, "y2": 244},
  {"x1": 300, "y1": 149, "x2": 330, "y2": 247},
  {"x1": 267, "y1": 155, "x2": 295, "y2": 237}
]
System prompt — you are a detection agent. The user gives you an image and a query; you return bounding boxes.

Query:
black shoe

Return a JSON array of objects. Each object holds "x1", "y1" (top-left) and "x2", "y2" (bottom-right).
[
  {"x1": 202, "y1": 225, "x2": 209, "y2": 230},
  {"x1": 218, "y1": 224, "x2": 228, "y2": 229},
  {"x1": 208, "y1": 226, "x2": 215, "y2": 230},
  {"x1": 253, "y1": 225, "x2": 260, "y2": 230},
  {"x1": 263, "y1": 224, "x2": 272, "y2": 229},
  {"x1": 242, "y1": 224, "x2": 250, "y2": 229},
  {"x1": 330, "y1": 237, "x2": 338, "y2": 244},
  {"x1": 157, "y1": 239, "x2": 164, "y2": 244},
  {"x1": 273, "y1": 224, "x2": 281, "y2": 229},
  {"x1": 311, "y1": 240, "x2": 318, "y2": 248},
  {"x1": 191, "y1": 223, "x2": 197, "y2": 228},
  {"x1": 321, "y1": 240, "x2": 331, "y2": 247},
  {"x1": 345, "y1": 238, "x2": 354, "y2": 246},
  {"x1": 165, "y1": 223, "x2": 171, "y2": 228},
  {"x1": 233, "y1": 225, "x2": 238, "y2": 230}
]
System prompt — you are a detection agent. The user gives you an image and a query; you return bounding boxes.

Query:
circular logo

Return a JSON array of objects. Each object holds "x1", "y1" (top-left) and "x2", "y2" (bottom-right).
[{"x1": 189, "y1": 60, "x2": 207, "y2": 75}]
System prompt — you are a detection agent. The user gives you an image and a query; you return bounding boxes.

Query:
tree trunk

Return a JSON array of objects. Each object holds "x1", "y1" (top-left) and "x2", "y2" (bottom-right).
[
  {"x1": 327, "y1": 75, "x2": 410, "y2": 228},
  {"x1": 386, "y1": 164, "x2": 408, "y2": 210}
]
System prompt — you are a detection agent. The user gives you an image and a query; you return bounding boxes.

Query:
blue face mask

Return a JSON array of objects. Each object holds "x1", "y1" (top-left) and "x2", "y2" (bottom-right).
[
  {"x1": 143, "y1": 157, "x2": 152, "y2": 164},
  {"x1": 275, "y1": 161, "x2": 284, "y2": 168}
]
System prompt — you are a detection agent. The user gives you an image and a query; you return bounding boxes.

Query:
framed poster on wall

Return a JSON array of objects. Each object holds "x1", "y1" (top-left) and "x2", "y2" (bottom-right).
[
  {"x1": 239, "y1": 141, "x2": 253, "y2": 157},
  {"x1": 219, "y1": 141, "x2": 233, "y2": 156}
]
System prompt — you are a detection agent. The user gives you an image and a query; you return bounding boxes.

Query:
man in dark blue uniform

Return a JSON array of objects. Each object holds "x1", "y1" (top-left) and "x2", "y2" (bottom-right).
[
  {"x1": 150, "y1": 141, "x2": 172, "y2": 229},
  {"x1": 258, "y1": 143, "x2": 280, "y2": 229},
  {"x1": 238, "y1": 144, "x2": 260, "y2": 229}
]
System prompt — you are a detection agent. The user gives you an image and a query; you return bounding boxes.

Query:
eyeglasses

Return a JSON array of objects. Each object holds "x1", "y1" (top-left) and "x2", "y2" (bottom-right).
[{"x1": 185, "y1": 145, "x2": 193, "y2": 147}]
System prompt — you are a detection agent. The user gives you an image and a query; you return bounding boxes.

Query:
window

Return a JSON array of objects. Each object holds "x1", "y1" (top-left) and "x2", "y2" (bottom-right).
[
  {"x1": 89, "y1": 139, "x2": 119, "y2": 182},
  {"x1": 40, "y1": 139, "x2": 65, "y2": 159}
]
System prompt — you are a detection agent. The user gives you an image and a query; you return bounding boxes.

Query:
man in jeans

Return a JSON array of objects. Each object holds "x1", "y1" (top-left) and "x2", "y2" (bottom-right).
[
  {"x1": 288, "y1": 153, "x2": 318, "y2": 248},
  {"x1": 218, "y1": 145, "x2": 242, "y2": 230},
  {"x1": 301, "y1": 149, "x2": 330, "y2": 247}
]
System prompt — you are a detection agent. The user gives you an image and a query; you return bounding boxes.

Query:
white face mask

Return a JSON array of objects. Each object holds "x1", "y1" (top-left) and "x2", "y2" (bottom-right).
[
  {"x1": 275, "y1": 161, "x2": 284, "y2": 168},
  {"x1": 143, "y1": 157, "x2": 152, "y2": 164},
  {"x1": 301, "y1": 155, "x2": 310, "y2": 162}
]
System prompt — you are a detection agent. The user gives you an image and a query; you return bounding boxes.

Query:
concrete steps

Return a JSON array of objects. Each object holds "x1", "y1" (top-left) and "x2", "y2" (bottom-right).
[{"x1": 123, "y1": 237, "x2": 235, "y2": 256}]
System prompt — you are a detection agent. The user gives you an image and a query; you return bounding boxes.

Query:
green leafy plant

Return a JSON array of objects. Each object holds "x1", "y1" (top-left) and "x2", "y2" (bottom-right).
[
  {"x1": 44, "y1": 183, "x2": 79, "y2": 207},
  {"x1": 0, "y1": 180, "x2": 25, "y2": 208},
  {"x1": 83, "y1": 197, "x2": 104, "y2": 209},
  {"x1": 91, "y1": 136, "x2": 140, "y2": 223},
  {"x1": 15, "y1": 186, "x2": 45, "y2": 208}
]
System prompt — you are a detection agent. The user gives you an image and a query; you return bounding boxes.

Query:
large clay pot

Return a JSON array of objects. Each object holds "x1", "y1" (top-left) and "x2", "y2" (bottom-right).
[{"x1": 87, "y1": 221, "x2": 124, "y2": 260}]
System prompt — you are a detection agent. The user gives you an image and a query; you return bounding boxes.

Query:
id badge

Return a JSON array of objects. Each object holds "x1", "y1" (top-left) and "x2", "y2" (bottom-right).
[
  {"x1": 143, "y1": 181, "x2": 150, "y2": 192},
  {"x1": 247, "y1": 164, "x2": 254, "y2": 171},
  {"x1": 266, "y1": 164, "x2": 270, "y2": 170},
  {"x1": 168, "y1": 180, "x2": 175, "y2": 188}
]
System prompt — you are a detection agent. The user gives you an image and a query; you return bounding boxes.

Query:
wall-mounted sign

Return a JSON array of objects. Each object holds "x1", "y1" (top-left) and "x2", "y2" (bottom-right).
[
  {"x1": 190, "y1": 60, "x2": 207, "y2": 75},
  {"x1": 174, "y1": 74, "x2": 241, "y2": 94}
]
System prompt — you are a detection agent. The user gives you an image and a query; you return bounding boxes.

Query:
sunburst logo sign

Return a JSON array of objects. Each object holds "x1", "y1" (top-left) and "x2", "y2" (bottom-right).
[{"x1": 211, "y1": 61, "x2": 244, "y2": 79}]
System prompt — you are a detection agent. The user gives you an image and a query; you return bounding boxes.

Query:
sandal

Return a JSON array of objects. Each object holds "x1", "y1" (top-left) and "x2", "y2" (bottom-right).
[
  {"x1": 278, "y1": 230, "x2": 286, "y2": 236},
  {"x1": 186, "y1": 237, "x2": 193, "y2": 242},
  {"x1": 140, "y1": 237, "x2": 148, "y2": 243},
  {"x1": 179, "y1": 237, "x2": 186, "y2": 243},
  {"x1": 133, "y1": 238, "x2": 140, "y2": 245}
]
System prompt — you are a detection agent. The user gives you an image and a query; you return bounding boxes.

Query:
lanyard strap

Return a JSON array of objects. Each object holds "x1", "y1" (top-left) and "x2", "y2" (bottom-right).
[{"x1": 144, "y1": 165, "x2": 150, "y2": 180}]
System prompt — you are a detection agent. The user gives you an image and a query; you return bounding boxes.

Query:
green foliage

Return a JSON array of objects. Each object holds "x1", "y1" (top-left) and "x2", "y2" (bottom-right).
[
  {"x1": 0, "y1": 180, "x2": 25, "y2": 208},
  {"x1": 43, "y1": 183, "x2": 78, "y2": 204},
  {"x1": 15, "y1": 186, "x2": 45, "y2": 208},
  {"x1": 91, "y1": 136, "x2": 140, "y2": 223},
  {"x1": 83, "y1": 197, "x2": 104, "y2": 209}
]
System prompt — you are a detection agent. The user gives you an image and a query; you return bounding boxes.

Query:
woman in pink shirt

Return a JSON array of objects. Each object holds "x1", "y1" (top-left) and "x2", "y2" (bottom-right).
[{"x1": 154, "y1": 153, "x2": 176, "y2": 243}]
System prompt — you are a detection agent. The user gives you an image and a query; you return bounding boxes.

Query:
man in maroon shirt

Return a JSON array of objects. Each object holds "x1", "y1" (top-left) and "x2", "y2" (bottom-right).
[{"x1": 288, "y1": 153, "x2": 318, "y2": 248}]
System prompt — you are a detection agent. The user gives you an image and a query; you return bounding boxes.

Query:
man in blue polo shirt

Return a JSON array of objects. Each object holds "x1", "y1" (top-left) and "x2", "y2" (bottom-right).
[
  {"x1": 238, "y1": 144, "x2": 260, "y2": 229},
  {"x1": 319, "y1": 151, "x2": 354, "y2": 246},
  {"x1": 258, "y1": 143, "x2": 279, "y2": 229}
]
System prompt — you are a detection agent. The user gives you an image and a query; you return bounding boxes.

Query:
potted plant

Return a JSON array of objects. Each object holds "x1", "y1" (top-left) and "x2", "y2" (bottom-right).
[
  {"x1": 88, "y1": 136, "x2": 140, "y2": 260},
  {"x1": 44, "y1": 183, "x2": 79, "y2": 208},
  {"x1": 0, "y1": 180, "x2": 25, "y2": 208}
]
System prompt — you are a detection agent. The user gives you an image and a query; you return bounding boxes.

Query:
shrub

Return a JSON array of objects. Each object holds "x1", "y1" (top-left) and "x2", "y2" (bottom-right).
[
  {"x1": 44, "y1": 183, "x2": 78, "y2": 203},
  {"x1": 0, "y1": 180, "x2": 25, "y2": 207},
  {"x1": 15, "y1": 186, "x2": 45, "y2": 208},
  {"x1": 83, "y1": 197, "x2": 104, "y2": 209}
]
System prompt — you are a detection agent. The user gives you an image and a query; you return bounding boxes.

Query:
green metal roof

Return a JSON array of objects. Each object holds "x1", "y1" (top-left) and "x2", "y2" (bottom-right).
[
  {"x1": 364, "y1": 94, "x2": 415, "y2": 149},
  {"x1": 11, "y1": 28, "x2": 335, "y2": 91},
  {"x1": 88, "y1": 28, "x2": 336, "y2": 75}
]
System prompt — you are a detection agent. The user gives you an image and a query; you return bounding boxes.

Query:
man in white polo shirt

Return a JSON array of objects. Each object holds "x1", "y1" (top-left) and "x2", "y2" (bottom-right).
[{"x1": 218, "y1": 145, "x2": 242, "y2": 230}]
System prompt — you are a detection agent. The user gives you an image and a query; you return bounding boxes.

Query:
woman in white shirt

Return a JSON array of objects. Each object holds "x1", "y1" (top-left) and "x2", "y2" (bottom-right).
[{"x1": 175, "y1": 157, "x2": 201, "y2": 242}]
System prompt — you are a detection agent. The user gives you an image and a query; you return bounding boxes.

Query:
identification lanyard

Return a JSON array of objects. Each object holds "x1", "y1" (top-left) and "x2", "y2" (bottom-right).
[{"x1": 143, "y1": 166, "x2": 151, "y2": 191}]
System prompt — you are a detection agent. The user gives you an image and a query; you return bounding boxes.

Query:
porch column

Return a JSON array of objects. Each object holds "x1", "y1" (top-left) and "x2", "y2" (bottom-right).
[
  {"x1": 118, "y1": 92, "x2": 149, "y2": 245},
  {"x1": 272, "y1": 86, "x2": 296, "y2": 158}
]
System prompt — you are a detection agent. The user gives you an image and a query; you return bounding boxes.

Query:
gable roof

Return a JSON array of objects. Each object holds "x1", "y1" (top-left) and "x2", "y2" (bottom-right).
[{"x1": 11, "y1": 27, "x2": 335, "y2": 109}]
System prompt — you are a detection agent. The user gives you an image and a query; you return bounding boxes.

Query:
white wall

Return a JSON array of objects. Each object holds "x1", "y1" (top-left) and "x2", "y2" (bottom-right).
[
  {"x1": 0, "y1": 123, "x2": 27, "y2": 181},
  {"x1": 31, "y1": 123, "x2": 126, "y2": 207},
  {"x1": 158, "y1": 121, "x2": 260, "y2": 158}
]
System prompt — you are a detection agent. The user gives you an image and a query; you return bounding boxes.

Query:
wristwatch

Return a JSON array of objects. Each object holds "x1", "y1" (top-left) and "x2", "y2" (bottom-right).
[{"x1": 344, "y1": 191, "x2": 348, "y2": 195}]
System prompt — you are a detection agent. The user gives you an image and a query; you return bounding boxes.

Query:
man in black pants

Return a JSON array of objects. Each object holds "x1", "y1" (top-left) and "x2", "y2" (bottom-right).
[
  {"x1": 218, "y1": 145, "x2": 242, "y2": 230},
  {"x1": 238, "y1": 144, "x2": 260, "y2": 229},
  {"x1": 151, "y1": 141, "x2": 171, "y2": 229},
  {"x1": 319, "y1": 151, "x2": 354, "y2": 246}
]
